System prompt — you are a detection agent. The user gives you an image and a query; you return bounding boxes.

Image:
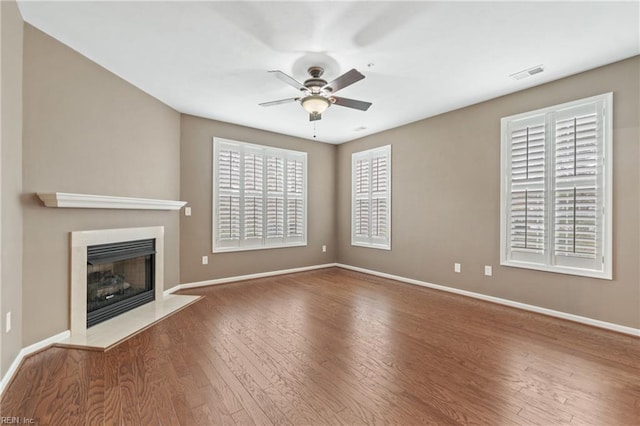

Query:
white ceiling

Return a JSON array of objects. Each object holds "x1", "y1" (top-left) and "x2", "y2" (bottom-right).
[{"x1": 17, "y1": 1, "x2": 640, "y2": 144}]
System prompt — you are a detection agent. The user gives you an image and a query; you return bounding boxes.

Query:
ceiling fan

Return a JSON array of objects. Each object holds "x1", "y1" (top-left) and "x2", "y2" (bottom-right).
[{"x1": 259, "y1": 66, "x2": 372, "y2": 121}]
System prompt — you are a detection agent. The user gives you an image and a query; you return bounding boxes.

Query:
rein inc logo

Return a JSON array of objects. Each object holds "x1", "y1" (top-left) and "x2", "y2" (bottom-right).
[{"x1": 1, "y1": 418, "x2": 35, "y2": 424}]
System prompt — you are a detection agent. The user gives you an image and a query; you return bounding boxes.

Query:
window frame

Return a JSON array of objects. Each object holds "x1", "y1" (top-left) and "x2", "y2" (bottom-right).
[
  {"x1": 212, "y1": 137, "x2": 307, "y2": 253},
  {"x1": 351, "y1": 145, "x2": 392, "y2": 250},
  {"x1": 500, "y1": 93, "x2": 612, "y2": 279}
]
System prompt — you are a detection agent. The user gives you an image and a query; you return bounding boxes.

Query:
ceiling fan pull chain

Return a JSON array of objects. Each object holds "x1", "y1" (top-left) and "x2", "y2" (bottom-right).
[{"x1": 313, "y1": 120, "x2": 317, "y2": 139}]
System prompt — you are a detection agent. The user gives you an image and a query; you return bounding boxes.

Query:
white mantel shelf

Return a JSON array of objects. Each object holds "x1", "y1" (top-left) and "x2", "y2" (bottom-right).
[{"x1": 37, "y1": 192, "x2": 187, "y2": 210}]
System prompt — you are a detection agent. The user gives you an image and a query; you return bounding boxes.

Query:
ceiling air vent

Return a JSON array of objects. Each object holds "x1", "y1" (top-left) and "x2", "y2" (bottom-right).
[{"x1": 510, "y1": 65, "x2": 545, "y2": 80}]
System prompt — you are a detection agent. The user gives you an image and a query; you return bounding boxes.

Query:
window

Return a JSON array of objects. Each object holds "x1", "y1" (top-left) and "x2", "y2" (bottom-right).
[
  {"x1": 213, "y1": 138, "x2": 307, "y2": 252},
  {"x1": 352, "y1": 145, "x2": 391, "y2": 250},
  {"x1": 500, "y1": 93, "x2": 612, "y2": 279}
]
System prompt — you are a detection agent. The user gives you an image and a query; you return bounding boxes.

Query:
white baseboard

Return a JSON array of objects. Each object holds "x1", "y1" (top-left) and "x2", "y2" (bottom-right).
[
  {"x1": 4, "y1": 262, "x2": 636, "y2": 397},
  {"x1": 165, "y1": 263, "x2": 338, "y2": 295},
  {"x1": 336, "y1": 263, "x2": 640, "y2": 337},
  {"x1": 0, "y1": 330, "x2": 71, "y2": 396}
]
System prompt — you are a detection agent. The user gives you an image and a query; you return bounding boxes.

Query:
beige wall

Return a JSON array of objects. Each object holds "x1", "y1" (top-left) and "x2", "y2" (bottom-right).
[
  {"x1": 337, "y1": 57, "x2": 640, "y2": 329},
  {"x1": 7, "y1": 16, "x2": 638, "y2": 359},
  {"x1": 1, "y1": 0, "x2": 24, "y2": 377},
  {"x1": 21, "y1": 25, "x2": 181, "y2": 346},
  {"x1": 180, "y1": 114, "x2": 336, "y2": 284}
]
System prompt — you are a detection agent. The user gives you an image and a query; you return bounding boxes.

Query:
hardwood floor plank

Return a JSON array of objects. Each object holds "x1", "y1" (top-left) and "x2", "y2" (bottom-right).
[
  {"x1": 1, "y1": 347, "x2": 66, "y2": 419},
  {"x1": 103, "y1": 344, "x2": 122, "y2": 425},
  {"x1": 207, "y1": 340, "x2": 292, "y2": 426},
  {"x1": 2, "y1": 268, "x2": 639, "y2": 425},
  {"x1": 196, "y1": 293, "x2": 351, "y2": 425},
  {"x1": 231, "y1": 408, "x2": 256, "y2": 426},
  {"x1": 147, "y1": 329, "x2": 200, "y2": 426},
  {"x1": 84, "y1": 351, "x2": 105, "y2": 425},
  {"x1": 194, "y1": 384, "x2": 237, "y2": 425},
  {"x1": 30, "y1": 350, "x2": 79, "y2": 425},
  {"x1": 138, "y1": 329, "x2": 183, "y2": 426},
  {"x1": 197, "y1": 339, "x2": 274, "y2": 425},
  {"x1": 116, "y1": 342, "x2": 142, "y2": 425},
  {"x1": 192, "y1": 403, "x2": 224, "y2": 426},
  {"x1": 205, "y1": 289, "x2": 382, "y2": 424},
  {"x1": 212, "y1": 310, "x2": 350, "y2": 423},
  {"x1": 209, "y1": 292, "x2": 453, "y2": 424},
  {"x1": 250, "y1": 276, "x2": 520, "y2": 422},
  {"x1": 196, "y1": 355, "x2": 245, "y2": 415}
]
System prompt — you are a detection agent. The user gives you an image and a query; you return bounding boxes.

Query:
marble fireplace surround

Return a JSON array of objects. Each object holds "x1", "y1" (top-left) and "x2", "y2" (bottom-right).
[{"x1": 66, "y1": 226, "x2": 199, "y2": 349}]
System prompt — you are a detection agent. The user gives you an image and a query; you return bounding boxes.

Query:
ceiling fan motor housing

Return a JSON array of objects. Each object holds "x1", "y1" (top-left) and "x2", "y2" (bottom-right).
[
  {"x1": 304, "y1": 67, "x2": 327, "y2": 93},
  {"x1": 307, "y1": 66, "x2": 324, "y2": 78}
]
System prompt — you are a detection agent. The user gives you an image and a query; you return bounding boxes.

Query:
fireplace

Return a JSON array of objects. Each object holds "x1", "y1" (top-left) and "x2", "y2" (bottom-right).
[
  {"x1": 71, "y1": 226, "x2": 165, "y2": 337},
  {"x1": 86, "y1": 239, "x2": 155, "y2": 327}
]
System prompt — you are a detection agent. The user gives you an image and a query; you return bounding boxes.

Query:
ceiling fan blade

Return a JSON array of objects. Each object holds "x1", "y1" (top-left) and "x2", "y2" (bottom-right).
[
  {"x1": 309, "y1": 113, "x2": 322, "y2": 122},
  {"x1": 259, "y1": 97, "x2": 299, "y2": 107},
  {"x1": 331, "y1": 96, "x2": 372, "y2": 111},
  {"x1": 323, "y1": 69, "x2": 365, "y2": 93},
  {"x1": 269, "y1": 70, "x2": 306, "y2": 91}
]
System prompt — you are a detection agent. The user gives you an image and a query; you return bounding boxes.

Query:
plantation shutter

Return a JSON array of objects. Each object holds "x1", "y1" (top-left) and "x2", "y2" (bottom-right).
[
  {"x1": 501, "y1": 93, "x2": 611, "y2": 279},
  {"x1": 266, "y1": 155, "x2": 284, "y2": 242},
  {"x1": 505, "y1": 115, "x2": 547, "y2": 265},
  {"x1": 371, "y1": 154, "x2": 389, "y2": 245},
  {"x1": 354, "y1": 158, "x2": 370, "y2": 240},
  {"x1": 213, "y1": 138, "x2": 307, "y2": 252},
  {"x1": 285, "y1": 157, "x2": 305, "y2": 242},
  {"x1": 552, "y1": 102, "x2": 604, "y2": 271},
  {"x1": 352, "y1": 145, "x2": 391, "y2": 249},
  {"x1": 243, "y1": 149, "x2": 264, "y2": 246},
  {"x1": 214, "y1": 141, "x2": 241, "y2": 249}
]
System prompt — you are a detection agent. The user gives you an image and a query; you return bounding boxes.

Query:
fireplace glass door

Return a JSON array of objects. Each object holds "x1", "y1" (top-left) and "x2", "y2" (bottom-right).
[{"x1": 86, "y1": 239, "x2": 155, "y2": 327}]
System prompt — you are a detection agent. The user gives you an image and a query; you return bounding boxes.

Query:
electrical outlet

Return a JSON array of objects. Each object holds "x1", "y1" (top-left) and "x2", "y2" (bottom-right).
[
  {"x1": 6, "y1": 312, "x2": 11, "y2": 333},
  {"x1": 322, "y1": 245, "x2": 327, "y2": 253},
  {"x1": 185, "y1": 207, "x2": 192, "y2": 216},
  {"x1": 202, "y1": 255, "x2": 208, "y2": 265},
  {"x1": 454, "y1": 263, "x2": 461, "y2": 273},
  {"x1": 484, "y1": 265, "x2": 493, "y2": 276}
]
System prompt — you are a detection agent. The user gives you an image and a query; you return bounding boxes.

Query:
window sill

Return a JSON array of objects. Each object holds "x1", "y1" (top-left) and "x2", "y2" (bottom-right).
[
  {"x1": 351, "y1": 242, "x2": 391, "y2": 251},
  {"x1": 500, "y1": 259, "x2": 611, "y2": 280},
  {"x1": 213, "y1": 242, "x2": 307, "y2": 254}
]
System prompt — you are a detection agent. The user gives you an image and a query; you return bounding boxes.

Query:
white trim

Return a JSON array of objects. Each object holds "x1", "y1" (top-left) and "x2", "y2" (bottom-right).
[
  {"x1": 0, "y1": 330, "x2": 70, "y2": 396},
  {"x1": 37, "y1": 192, "x2": 187, "y2": 210},
  {"x1": 164, "y1": 286, "x2": 180, "y2": 296},
  {"x1": 335, "y1": 263, "x2": 640, "y2": 337},
  {"x1": 166, "y1": 263, "x2": 338, "y2": 293}
]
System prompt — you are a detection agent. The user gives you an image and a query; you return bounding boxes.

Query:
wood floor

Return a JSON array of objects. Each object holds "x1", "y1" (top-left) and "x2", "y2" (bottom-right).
[{"x1": 1, "y1": 267, "x2": 639, "y2": 425}]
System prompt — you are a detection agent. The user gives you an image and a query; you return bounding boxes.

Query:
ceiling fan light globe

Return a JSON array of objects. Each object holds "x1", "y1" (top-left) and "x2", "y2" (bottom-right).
[{"x1": 301, "y1": 95, "x2": 330, "y2": 114}]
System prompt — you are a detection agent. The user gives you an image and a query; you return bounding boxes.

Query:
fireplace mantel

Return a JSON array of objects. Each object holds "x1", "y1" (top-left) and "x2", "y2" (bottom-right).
[{"x1": 37, "y1": 192, "x2": 186, "y2": 210}]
